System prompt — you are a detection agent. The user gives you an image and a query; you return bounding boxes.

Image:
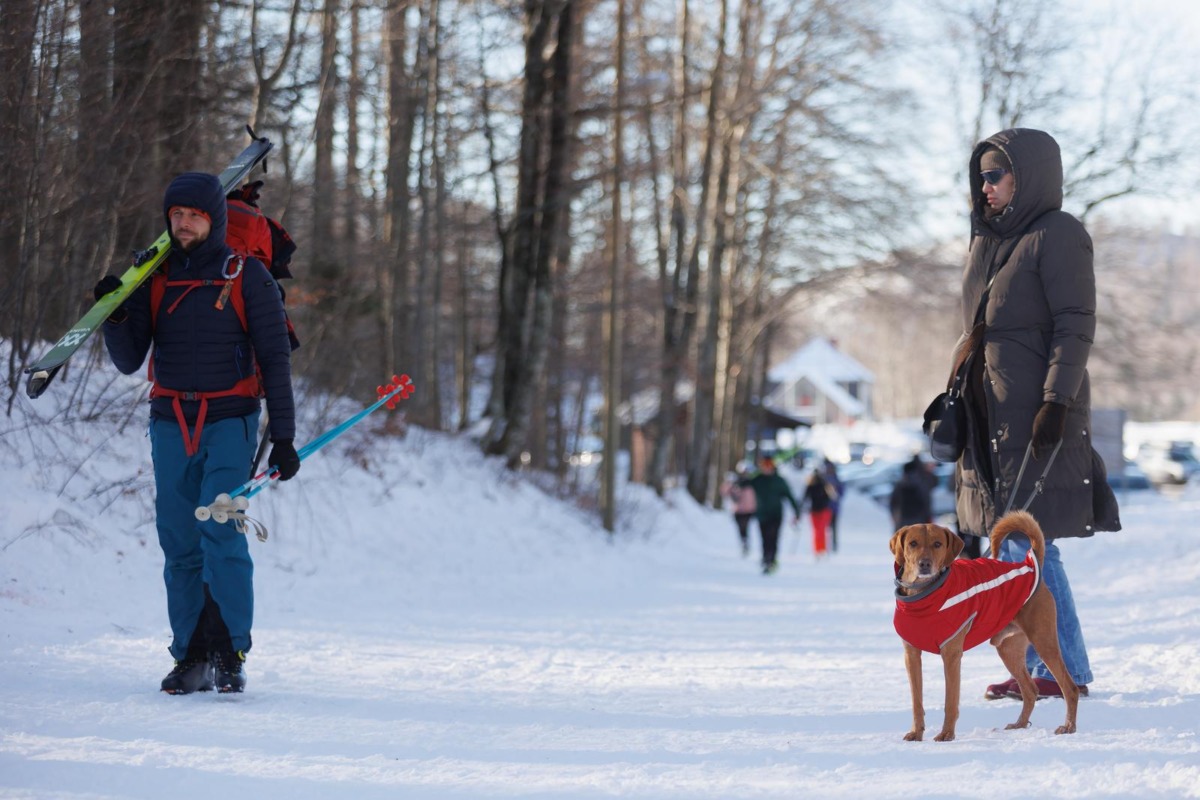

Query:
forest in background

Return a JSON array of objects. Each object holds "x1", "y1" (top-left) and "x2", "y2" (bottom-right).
[{"x1": 2, "y1": 0, "x2": 1198, "y2": 519}]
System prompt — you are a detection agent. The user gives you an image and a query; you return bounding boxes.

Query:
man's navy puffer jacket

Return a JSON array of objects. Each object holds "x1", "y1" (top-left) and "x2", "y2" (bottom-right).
[{"x1": 102, "y1": 172, "x2": 295, "y2": 442}]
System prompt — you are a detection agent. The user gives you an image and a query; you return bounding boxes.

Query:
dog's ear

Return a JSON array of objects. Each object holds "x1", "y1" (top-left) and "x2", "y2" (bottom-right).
[
  {"x1": 889, "y1": 527, "x2": 909, "y2": 564},
  {"x1": 944, "y1": 527, "x2": 965, "y2": 560}
]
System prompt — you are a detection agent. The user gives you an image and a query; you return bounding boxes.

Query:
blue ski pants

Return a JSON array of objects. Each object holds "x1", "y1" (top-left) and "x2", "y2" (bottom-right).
[{"x1": 150, "y1": 411, "x2": 258, "y2": 659}]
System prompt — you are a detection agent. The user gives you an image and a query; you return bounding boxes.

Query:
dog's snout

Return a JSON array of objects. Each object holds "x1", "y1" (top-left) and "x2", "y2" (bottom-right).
[{"x1": 918, "y1": 557, "x2": 934, "y2": 574}]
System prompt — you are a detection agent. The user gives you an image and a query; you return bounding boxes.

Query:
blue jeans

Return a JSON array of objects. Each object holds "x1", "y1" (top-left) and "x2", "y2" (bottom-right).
[
  {"x1": 998, "y1": 534, "x2": 1093, "y2": 685},
  {"x1": 150, "y1": 412, "x2": 259, "y2": 659}
]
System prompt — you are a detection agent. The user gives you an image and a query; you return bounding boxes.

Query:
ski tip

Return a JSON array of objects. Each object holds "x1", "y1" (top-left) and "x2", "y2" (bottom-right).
[{"x1": 24, "y1": 369, "x2": 53, "y2": 399}]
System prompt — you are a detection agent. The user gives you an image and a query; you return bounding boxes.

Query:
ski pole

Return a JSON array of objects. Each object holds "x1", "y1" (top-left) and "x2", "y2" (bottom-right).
[{"x1": 195, "y1": 374, "x2": 415, "y2": 540}]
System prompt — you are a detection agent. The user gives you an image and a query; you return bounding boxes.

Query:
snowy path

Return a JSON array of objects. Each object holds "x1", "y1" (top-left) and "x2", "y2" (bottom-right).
[{"x1": 2, "y1": 425, "x2": 1200, "y2": 798}]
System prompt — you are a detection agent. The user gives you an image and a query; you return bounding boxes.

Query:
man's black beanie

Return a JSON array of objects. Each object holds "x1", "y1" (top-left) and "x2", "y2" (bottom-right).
[{"x1": 163, "y1": 172, "x2": 227, "y2": 236}]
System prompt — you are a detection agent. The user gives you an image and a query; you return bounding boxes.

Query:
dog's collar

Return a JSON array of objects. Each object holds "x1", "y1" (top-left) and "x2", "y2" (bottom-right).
[{"x1": 895, "y1": 567, "x2": 950, "y2": 600}]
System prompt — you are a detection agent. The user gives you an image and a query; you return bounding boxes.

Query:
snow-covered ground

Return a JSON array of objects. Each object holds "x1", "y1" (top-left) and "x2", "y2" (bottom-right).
[{"x1": 2, "y1": 367, "x2": 1199, "y2": 799}]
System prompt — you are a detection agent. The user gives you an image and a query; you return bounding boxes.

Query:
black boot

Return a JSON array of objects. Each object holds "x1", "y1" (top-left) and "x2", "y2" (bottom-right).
[
  {"x1": 210, "y1": 650, "x2": 247, "y2": 693},
  {"x1": 161, "y1": 656, "x2": 214, "y2": 694}
]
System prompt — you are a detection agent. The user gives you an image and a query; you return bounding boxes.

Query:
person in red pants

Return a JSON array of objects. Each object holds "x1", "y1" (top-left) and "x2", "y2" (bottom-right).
[{"x1": 802, "y1": 468, "x2": 835, "y2": 558}]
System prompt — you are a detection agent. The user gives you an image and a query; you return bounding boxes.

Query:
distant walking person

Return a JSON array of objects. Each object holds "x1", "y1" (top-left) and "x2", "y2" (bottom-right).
[
  {"x1": 802, "y1": 469, "x2": 834, "y2": 558},
  {"x1": 890, "y1": 456, "x2": 933, "y2": 528},
  {"x1": 822, "y1": 458, "x2": 844, "y2": 552},
  {"x1": 720, "y1": 463, "x2": 757, "y2": 557},
  {"x1": 739, "y1": 456, "x2": 800, "y2": 575}
]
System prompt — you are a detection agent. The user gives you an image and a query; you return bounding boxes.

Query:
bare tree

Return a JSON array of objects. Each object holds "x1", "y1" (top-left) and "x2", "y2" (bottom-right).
[
  {"x1": 312, "y1": 0, "x2": 340, "y2": 280},
  {"x1": 248, "y1": 0, "x2": 303, "y2": 132},
  {"x1": 601, "y1": 0, "x2": 626, "y2": 530},
  {"x1": 483, "y1": 0, "x2": 577, "y2": 468},
  {"x1": 0, "y1": 0, "x2": 39, "y2": 389},
  {"x1": 383, "y1": 0, "x2": 417, "y2": 377},
  {"x1": 644, "y1": 0, "x2": 699, "y2": 496}
]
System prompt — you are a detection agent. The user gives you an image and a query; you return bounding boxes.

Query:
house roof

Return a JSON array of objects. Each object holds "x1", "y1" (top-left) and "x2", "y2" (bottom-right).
[
  {"x1": 768, "y1": 338, "x2": 874, "y2": 384},
  {"x1": 766, "y1": 338, "x2": 873, "y2": 417}
]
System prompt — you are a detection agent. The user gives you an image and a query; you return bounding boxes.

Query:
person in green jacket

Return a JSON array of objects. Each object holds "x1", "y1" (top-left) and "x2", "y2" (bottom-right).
[{"x1": 739, "y1": 456, "x2": 801, "y2": 575}]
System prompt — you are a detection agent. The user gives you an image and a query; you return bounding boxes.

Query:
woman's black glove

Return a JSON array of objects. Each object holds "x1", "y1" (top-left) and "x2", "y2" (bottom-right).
[
  {"x1": 268, "y1": 439, "x2": 301, "y2": 481},
  {"x1": 1031, "y1": 402, "x2": 1068, "y2": 460}
]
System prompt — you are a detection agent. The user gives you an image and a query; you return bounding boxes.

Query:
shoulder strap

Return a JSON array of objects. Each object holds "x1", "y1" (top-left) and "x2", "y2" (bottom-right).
[{"x1": 971, "y1": 236, "x2": 1023, "y2": 327}]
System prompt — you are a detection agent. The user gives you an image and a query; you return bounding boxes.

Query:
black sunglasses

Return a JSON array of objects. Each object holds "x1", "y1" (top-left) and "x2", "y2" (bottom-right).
[{"x1": 980, "y1": 168, "x2": 1009, "y2": 185}]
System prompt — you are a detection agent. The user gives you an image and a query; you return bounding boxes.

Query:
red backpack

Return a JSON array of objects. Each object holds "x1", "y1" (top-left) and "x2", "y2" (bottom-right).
[
  {"x1": 225, "y1": 181, "x2": 300, "y2": 350},
  {"x1": 226, "y1": 181, "x2": 298, "y2": 278}
]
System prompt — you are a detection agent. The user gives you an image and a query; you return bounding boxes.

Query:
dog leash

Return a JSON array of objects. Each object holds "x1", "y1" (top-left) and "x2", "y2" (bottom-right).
[{"x1": 1001, "y1": 440, "x2": 1063, "y2": 515}]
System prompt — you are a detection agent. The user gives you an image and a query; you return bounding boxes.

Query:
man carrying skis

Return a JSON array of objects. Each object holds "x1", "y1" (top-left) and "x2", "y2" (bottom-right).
[{"x1": 95, "y1": 172, "x2": 300, "y2": 694}]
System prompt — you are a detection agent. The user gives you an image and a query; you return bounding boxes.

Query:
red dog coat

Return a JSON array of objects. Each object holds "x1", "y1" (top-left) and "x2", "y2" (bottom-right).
[{"x1": 894, "y1": 552, "x2": 1040, "y2": 653}]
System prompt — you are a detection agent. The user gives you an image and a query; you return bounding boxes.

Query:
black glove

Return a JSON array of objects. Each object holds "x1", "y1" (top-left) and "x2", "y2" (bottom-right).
[
  {"x1": 1031, "y1": 402, "x2": 1068, "y2": 460},
  {"x1": 93, "y1": 274, "x2": 122, "y2": 301},
  {"x1": 92, "y1": 275, "x2": 128, "y2": 323},
  {"x1": 268, "y1": 439, "x2": 301, "y2": 481}
]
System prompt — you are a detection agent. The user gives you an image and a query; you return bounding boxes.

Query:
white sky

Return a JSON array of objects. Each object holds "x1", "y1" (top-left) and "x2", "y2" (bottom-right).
[{"x1": 891, "y1": 0, "x2": 1200, "y2": 242}]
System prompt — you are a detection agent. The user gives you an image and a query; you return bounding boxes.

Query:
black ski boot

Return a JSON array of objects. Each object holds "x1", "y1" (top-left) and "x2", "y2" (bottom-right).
[
  {"x1": 161, "y1": 656, "x2": 214, "y2": 694},
  {"x1": 211, "y1": 650, "x2": 247, "y2": 693}
]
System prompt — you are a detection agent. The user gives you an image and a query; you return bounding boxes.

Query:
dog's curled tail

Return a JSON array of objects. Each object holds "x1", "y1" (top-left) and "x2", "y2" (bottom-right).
[{"x1": 989, "y1": 510, "x2": 1046, "y2": 566}]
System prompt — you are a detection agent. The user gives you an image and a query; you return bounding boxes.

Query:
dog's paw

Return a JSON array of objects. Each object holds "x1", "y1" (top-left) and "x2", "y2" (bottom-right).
[
  {"x1": 1055, "y1": 723, "x2": 1076, "y2": 735},
  {"x1": 1004, "y1": 721, "x2": 1032, "y2": 730},
  {"x1": 933, "y1": 730, "x2": 956, "y2": 742},
  {"x1": 903, "y1": 730, "x2": 924, "y2": 742}
]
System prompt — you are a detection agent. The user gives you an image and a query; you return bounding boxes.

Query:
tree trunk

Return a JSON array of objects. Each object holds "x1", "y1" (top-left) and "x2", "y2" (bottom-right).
[
  {"x1": 679, "y1": 0, "x2": 727, "y2": 503},
  {"x1": 646, "y1": 0, "x2": 693, "y2": 495},
  {"x1": 412, "y1": 0, "x2": 441, "y2": 427},
  {"x1": 498, "y1": 1, "x2": 576, "y2": 469},
  {"x1": 687, "y1": 0, "x2": 755, "y2": 504},
  {"x1": 483, "y1": 6, "x2": 547, "y2": 456},
  {"x1": 478, "y1": 0, "x2": 579, "y2": 470},
  {"x1": 112, "y1": 0, "x2": 170, "y2": 251},
  {"x1": 345, "y1": 0, "x2": 362, "y2": 256},
  {"x1": 0, "y1": 0, "x2": 37, "y2": 363},
  {"x1": 157, "y1": 1, "x2": 205, "y2": 171},
  {"x1": 454, "y1": 207, "x2": 473, "y2": 430},
  {"x1": 602, "y1": 0, "x2": 623, "y2": 528},
  {"x1": 68, "y1": 0, "x2": 115, "y2": 295},
  {"x1": 312, "y1": 0, "x2": 340, "y2": 281},
  {"x1": 383, "y1": 0, "x2": 415, "y2": 375}
]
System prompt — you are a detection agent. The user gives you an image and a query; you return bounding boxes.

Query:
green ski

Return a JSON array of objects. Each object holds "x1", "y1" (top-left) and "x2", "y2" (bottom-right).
[{"x1": 24, "y1": 129, "x2": 274, "y2": 399}]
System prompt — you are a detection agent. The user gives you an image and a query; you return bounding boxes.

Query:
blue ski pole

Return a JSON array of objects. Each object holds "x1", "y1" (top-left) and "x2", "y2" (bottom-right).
[{"x1": 195, "y1": 374, "x2": 415, "y2": 540}]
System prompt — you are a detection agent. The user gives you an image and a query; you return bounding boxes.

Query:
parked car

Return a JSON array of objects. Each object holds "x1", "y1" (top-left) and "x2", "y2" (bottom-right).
[
  {"x1": 1135, "y1": 441, "x2": 1200, "y2": 487},
  {"x1": 1108, "y1": 459, "x2": 1154, "y2": 492}
]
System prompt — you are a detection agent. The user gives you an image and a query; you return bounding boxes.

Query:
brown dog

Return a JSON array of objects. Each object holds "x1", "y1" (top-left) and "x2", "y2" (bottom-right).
[{"x1": 890, "y1": 510, "x2": 1078, "y2": 741}]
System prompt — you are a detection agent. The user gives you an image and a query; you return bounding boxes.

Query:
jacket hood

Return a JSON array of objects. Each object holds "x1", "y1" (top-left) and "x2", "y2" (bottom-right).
[
  {"x1": 969, "y1": 128, "x2": 1063, "y2": 238},
  {"x1": 162, "y1": 172, "x2": 228, "y2": 261}
]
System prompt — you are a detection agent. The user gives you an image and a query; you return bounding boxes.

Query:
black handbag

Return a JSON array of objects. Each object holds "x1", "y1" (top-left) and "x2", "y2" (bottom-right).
[
  {"x1": 923, "y1": 318, "x2": 986, "y2": 464},
  {"x1": 923, "y1": 366, "x2": 969, "y2": 463}
]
